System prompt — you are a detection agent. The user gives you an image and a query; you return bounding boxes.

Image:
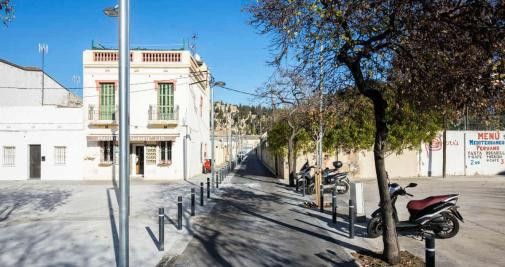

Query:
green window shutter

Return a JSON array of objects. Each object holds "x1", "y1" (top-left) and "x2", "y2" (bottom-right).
[
  {"x1": 158, "y1": 83, "x2": 174, "y2": 120},
  {"x1": 100, "y1": 83, "x2": 115, "y2": 120}
]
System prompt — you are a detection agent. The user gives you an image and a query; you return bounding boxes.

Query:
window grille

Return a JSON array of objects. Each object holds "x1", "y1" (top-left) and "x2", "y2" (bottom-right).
[
  {"x1": 2, "y1": 146, "x2": 15, "y2": 166},
  {"x1": 146, "y1": 145, "x2": 156, "y2": 165},
  {"x1": 54, "y1": 146, "x2": 66, "y2": 165}
]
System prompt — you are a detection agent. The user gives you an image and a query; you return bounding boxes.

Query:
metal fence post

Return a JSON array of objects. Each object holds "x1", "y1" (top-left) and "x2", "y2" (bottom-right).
[
  {"x1": 426, "y1": 234, "x2": 435, "y2": 267},
  {"x1": 332, "y1": 190, "x2": 337, "y2": 223},
  {"x1": 177, "y1": 196, "x2": 182, "y2": 230},
  {"x1": 158, "y1": 208, "x2": 164, "y2": 251},
  {"x1": 320, "y1": 184, "x2": 324, "y2": 212},
  {"x1": 348, "y1": 199, "x2": 355, "y2": 238},
  {"x1": 200, "y1": 182, "x2": 204, "y2": 206},
  {"x1": 190, "y1": 188, "x2": 195, "y2": 216},
  {"x1": 207, "y1": 178, "x2": 211, "y2": 198}
]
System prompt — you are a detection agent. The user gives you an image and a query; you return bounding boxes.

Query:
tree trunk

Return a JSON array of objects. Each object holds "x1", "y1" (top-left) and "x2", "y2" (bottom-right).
[
  {"x1": 288, "y1": 134, "x2": 296, "y2": 187},
  {"x1": 369, "y1": 90, "x2": 401, "y2": 264},
  {"x1": 347, "y1": 59, "x2": 400, "y2": 264}
]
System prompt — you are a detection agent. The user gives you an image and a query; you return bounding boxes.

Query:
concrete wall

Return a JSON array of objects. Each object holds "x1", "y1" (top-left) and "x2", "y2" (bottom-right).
[
  {"x1": 0, "y1": 106, "x2": 85, "y2": 180},
  {"x1": 0, "y1": 60, "x2": 81, "y2": 107},
  {"x1": 419, "y1": 130, "x2": 505, "y2": 176}
]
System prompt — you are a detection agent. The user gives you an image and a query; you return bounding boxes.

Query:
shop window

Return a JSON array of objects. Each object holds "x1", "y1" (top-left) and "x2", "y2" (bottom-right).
[
  {"x1": 100, "y1": 141, "x2": 114, "y2": 163},
  {"x1": 159, "y1": 141, "x2": 172, "y2": 164}
]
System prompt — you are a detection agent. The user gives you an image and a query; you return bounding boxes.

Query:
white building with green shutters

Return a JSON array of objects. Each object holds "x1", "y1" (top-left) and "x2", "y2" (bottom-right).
[{"x1": 82, "y1": 49, "x2": 211, "y2": 180}]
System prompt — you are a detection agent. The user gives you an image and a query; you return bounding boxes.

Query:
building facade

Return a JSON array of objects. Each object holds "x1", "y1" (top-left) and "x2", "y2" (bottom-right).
[
  {"x1": 0, "y1": 59, "x2": 84, "y2": 180},
  {"x1": 82, "y1": 49, "x2": 211, "y2": 180}
]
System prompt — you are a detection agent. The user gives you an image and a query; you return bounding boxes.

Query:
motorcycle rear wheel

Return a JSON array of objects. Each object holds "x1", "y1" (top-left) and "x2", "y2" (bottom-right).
[
  {"x1": 367, "y1": 216, "x2": 382, "y2": 238},
  {"x1": 433, "y1": 212, "x2": 459, "y2": 239}
]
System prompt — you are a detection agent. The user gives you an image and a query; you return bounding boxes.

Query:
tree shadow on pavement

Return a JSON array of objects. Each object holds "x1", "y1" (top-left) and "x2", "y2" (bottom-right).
[
  {"x1": 169, "y1": 185, "x2": 361, "y2": 267},
  {"x1": 0, "y1": 188, "x2": 72, "y2": 222}
]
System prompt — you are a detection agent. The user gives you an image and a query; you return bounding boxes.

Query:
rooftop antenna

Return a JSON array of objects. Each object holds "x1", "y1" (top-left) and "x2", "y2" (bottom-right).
[
  {"x1": 38, "y1": 43, "x2": 48, "y2": 106},
  {"x1": 190, "y1": 34, "x2": 198, "y2": 55}
]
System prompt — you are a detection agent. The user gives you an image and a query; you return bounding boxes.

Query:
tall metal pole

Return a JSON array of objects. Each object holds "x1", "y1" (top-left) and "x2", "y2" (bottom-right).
[
  {"x1": 118, "y1": 0, "x2": 130, "y2": 266},
  {"x1": 38, "y1": 43, "x2": 48, "y2": 106},
  {"x1": 210, "y1": 86, "x2": 215, "y2": 187},
  {"x1": 317, "y1": 44, "x2": 324, "y2": 169}
]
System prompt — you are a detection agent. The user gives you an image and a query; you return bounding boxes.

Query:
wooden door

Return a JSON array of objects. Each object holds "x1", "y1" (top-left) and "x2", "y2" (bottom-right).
[{"x1": 29, "y1": 145, "x2": 41, "y2": 179}]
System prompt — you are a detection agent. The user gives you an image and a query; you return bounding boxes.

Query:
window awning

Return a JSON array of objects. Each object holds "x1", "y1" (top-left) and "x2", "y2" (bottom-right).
[{"x1": 87, "y1": 134, "x2": 179, "y2": 142}]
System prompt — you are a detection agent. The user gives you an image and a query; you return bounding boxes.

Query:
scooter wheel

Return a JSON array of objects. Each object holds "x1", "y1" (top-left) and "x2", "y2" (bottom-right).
[
  {"x1": 434, "y1": 212, "x2": 459, "y2": 239},
  {"x1": 367, "y1": 216, "x2": 382, "y2": 238}
]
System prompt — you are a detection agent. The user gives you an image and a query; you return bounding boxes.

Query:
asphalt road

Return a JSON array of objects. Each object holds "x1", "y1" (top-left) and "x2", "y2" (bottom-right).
[{"x1": 170, "y1": 155, "x2": 356, "y2": 267}]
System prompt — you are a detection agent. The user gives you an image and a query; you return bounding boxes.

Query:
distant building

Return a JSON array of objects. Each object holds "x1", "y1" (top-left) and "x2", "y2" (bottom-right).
[
  {"x1": 0, "y1": 59, "x2": 83, "y2": 180},
  {"x1": 82, "y1": 49, "x2": 211, "y2": 180},
  {"x1": 0, "y1": 59, "x2": 81, "y2": 107}
]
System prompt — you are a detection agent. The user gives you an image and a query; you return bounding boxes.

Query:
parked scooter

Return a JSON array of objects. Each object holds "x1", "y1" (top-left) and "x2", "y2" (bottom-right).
[
  {"x1": 296, "y1": 161, "x2": 315, "y2": 194},
  {"x1": 296, "y1": 160, "x2": 350, "y2": 195},
  {"x1": 367, "y1": 181, "x2": 464, "y2": 239},
  {"x1": 322, "y1": 161, "x2": 350, "y2": 194}
]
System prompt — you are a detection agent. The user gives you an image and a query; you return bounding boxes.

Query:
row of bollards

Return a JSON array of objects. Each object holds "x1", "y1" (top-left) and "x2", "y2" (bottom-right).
[
  {"x1": 156, "y1": 162, "x2": 237, "y2": 251},
  {"x1": 316, "y1": 183, "x2": 436, "y2": 266}
]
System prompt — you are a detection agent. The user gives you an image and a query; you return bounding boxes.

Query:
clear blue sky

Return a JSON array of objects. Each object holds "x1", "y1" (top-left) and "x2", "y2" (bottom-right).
[{"x1": 0, "y1": 0, "x2": 274, "y2": 105}]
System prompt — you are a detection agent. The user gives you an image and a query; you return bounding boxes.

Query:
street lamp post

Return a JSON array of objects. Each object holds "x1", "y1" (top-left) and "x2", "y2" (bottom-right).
[
  {"x1": 211, "y1": 81, "x2": 225, "y2": 189},
  {"x1": 104, "y1": 2, "x2": 129, "y2": 267}
]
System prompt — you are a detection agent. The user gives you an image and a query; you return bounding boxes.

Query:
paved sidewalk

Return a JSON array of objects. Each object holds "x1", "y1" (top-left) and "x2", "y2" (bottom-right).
[
  {"x1": 0, "y1": 174, "x2": 223, "y2": 267},
  {"x1": 169, "y1": 155, "x2": 357, "y2": 267}
]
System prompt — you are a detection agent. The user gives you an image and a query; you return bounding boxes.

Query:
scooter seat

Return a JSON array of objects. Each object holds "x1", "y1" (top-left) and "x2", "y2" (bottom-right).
[{"x1": 407, "y1": 194, "x2": 459, "y2": 211}]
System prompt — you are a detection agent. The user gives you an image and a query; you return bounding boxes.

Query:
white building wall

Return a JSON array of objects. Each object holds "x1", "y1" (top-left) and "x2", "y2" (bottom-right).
[
  {"x1": 0, "y1": 106, "x2": 85, "y2": 180},
  {"x1": 0, "y1": 60, "x2": 80, "y2": 107}
]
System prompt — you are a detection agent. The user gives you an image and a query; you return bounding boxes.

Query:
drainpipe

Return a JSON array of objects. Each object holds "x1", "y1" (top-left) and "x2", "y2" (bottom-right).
[{"x1": 183, "y1": 124, "x2": 188, "y2": 180}]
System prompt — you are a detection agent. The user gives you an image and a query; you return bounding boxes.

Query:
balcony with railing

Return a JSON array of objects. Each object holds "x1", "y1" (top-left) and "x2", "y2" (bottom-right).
[
  {"x1": 88, "y1": 105, "x2": 118, "y2": 126},
  {"x1": 148, "y1": 105, "x2": 179, "y2": 127}
]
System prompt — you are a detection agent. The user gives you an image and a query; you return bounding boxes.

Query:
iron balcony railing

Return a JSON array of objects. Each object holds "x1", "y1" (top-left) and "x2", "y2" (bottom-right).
[
  {"x1": 88, "y1": 105, "x2": 118, "y2": 122},
  {"x1": 148, "y1": 105, "x2": 179, "y2": 122}
]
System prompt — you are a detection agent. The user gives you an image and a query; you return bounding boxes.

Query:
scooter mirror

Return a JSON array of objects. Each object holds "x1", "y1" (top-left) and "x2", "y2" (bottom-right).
[{"x1": 406, "y1": 183, "x2": 417, "y2": 188}]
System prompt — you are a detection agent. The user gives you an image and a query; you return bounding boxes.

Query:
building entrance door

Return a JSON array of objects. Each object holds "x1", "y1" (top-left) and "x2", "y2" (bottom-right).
[
  {"x1": 135, "y1": 146, "x2": 144, "y2": 176},
  {"x1": 29, "y1": 145, "x2": 41, "y2": 179}
]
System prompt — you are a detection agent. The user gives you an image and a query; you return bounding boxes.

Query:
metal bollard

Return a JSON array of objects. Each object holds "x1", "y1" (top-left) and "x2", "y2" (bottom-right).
[
  {"x1": 302, "y1": 178, "x2": 306, "y2": 197},
  {"x1": 349, "y1": 199, "x2": 355, "y2": 238},
  {"x1": 216, "y1": 173, "x2": 219, "y2": 188},
  {"x1": 295, "y1": 176, "x2": 299, "y2": 192},
  {"x1": 200, "y1": 182, "x2": 204, "y2": 206},
  {"x1": 207, "y1": 178, "x2": 211, "y2": 198},
  {"x1": 320, "y1": 184, "x2": 324, "y2": 212},
  {"x1": 332, "y1": 190, "x2": 337, "y2": 223},
  {"x1": 191, "y1": 188, "x2": 195, "y2": 216},
  {"x1": 426, "y1": 234, "x2": 435, "y2": 267},
  {"x1": 177, "y1": 196, "x2": 183, "y2": 230},
  {"x1": 158, "y1": 208, "x2": 164, "y2": 251}
]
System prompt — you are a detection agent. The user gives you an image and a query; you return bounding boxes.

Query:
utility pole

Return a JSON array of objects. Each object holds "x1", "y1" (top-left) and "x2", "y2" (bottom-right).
[
  {"x1": 38, "y1": 43, "x2": 48, "y2": 106},
  {"x1": 210, "y1": 81, "x2": 225, "y2": 186},
  {"x1": 317, "y1": 44, "x2": 324, "y2": 169}
]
